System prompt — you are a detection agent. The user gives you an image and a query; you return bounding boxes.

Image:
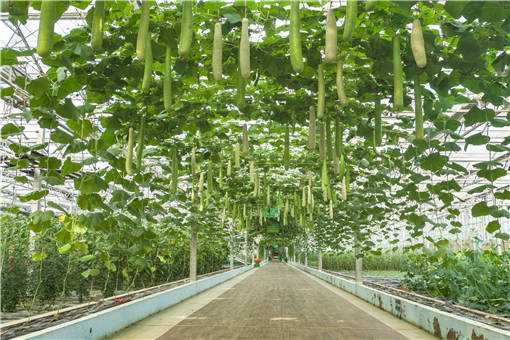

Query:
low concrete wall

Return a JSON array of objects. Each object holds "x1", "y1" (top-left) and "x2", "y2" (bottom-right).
[
  {"x1": 18, "y1": 265, "x2": 252, "y2": 340},
  {"x1": 290, "y1": 262, "x2": 510, "y2": 340}
]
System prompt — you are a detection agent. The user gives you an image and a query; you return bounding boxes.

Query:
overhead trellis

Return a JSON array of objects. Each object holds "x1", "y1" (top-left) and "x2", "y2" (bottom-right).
[{"x1": 0, "y1": 0, "x2": 509, "y2": 259}]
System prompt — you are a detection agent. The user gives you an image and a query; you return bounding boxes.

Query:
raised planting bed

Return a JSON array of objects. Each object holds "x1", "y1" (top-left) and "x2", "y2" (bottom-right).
[
  {"x1": 291, "y1": 262, "x2": 510, "y2": 340},
  {"x1": 1, "y1": 266, "x2": 248, "y2": 339}
]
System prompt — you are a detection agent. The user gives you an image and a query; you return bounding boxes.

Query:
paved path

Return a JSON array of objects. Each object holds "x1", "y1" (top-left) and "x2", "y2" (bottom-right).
[{"x1": 112, "y1": 262, "x2": 434, "y2": 340}]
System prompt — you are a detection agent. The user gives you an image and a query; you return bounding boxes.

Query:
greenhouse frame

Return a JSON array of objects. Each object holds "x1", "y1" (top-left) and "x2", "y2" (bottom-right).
[{"x1": 0, "y1": 0, "x2": 509, "y2": 339}]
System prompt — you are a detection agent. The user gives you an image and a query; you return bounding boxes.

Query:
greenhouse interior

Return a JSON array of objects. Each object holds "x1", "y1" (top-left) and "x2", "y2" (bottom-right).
[{"x1": 0, "y1": 0, "x2": 509, "y2": 339}]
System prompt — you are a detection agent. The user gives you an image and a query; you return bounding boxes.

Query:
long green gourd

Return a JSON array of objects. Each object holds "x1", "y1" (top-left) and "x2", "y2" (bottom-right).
[
  {"x1": 411, "y1": 19, "x2": 427, "y2": 68},
  {"x1": 392, "y1": 34, "x2": 403, "y2": 111},
  {"x1": 325, "y1": 117, "x2": 332, "y2": 161},
  {"x1": 37, "y1": 0, "x2": 56, "y2": 56},
  {"x1": 336, "y1": 60, "x2": 347, "y2": 104},
  {"x1": 164, "y1": 46, "x2": 172, "y2": 111},
  {"x1": 308, "y1": 106, "x2": 316, "y2": 150},
  {"x1": 365, "y1": 0, "x2": 376, "y2": 11},
  {"x1": 284, "y1": 125, "x2": 290, "y2": 168},
  {"x1": 141, "y1": 35, "x2": 153, "y2": 92},
  {"x1": 317, "y1": 64, "x2": 325, "y2": 118},
  {"x1": 343, "y1": 0, "x2": 357, "y2": 41},
  {"x1": 178, "y1": 0, "x2": 193, "y2": 58},
  {"x1": 236, "y1": 70, "x2": 246, "y2": 109},
  {"x1": 325, "y1": 9, "x2": 337, "y2": 63},
  {"x1": 318, "y1": 122, "x2": 325, "y2": 161},
  {"x1": 414, "y1": 76, "x2": 424, "y2": 140},
  {"x1": 240, "y1": 18, "x2": 251, "y2": 80},
  {"x1": 126, "y1": 127, "x2": 134, "y2": 176},
  {"x1": 212, "y1": 22, "x2": 223, "y2": 81},
  {"x1": 289, "y1": 0, "x2": 303, "y2": 73},
  {"x1": 136, "y1": 0, "x2": 150, "y2": 59},
  {"x1": 242, "y1": 124, "x2": 249, "y2": 155},
  {"x1": 91, "y1": 0, "x2": 105, "y2": 50},
  {"x1": 374, "y1": 100, "x2": 382, "y2": 146},
  {"x1": 136, "y1": 115, "x2": 145, "y2": 170}
]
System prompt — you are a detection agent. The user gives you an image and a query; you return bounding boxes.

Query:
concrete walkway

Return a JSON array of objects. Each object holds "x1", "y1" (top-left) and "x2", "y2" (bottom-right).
[{"x1": 111, "y1": 262, "x2": 435, "y2": 340}]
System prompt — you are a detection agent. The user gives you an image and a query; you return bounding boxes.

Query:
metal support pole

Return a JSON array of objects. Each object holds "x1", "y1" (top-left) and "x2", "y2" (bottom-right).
[{"x1": 190, "y1": 224, "x2": 197, "y2": 282}]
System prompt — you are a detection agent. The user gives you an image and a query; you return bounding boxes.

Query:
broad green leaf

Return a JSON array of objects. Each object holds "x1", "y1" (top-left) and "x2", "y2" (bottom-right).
[
  {"x1": 485, "y1": 220, "x2": 501, "y2": 233},
  {"x1": 61, "y1": 157, "x2": 82, "y2": 177},
  {"x1": 420, "y1": 153, "x2": 448, "y2": 173},
  {"x1": 1, "y1": 123, "x2": 24, "y2": 138},
  {"x1": 19, "y1": 190, "x2": 49, "y2": 202},
  {"x1": 471, "y1": 201, "x2": 490, "y2": 217}
]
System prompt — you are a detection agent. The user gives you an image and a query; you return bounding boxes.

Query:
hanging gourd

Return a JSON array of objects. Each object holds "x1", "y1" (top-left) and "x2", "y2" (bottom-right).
[
  {"x1": 324, "y1": 9, "x2": 337, "y2": 63},
  {"x1": 236, "y1": 70, "x2": 246, "y2": 109},
  {"x1": 325, "y1": 118, "x2": 333, "y2": 161},
  {"x1": 141, "y1": 35, "x2": 153, "y2": 92},
  {"x1": 317, "y1": 64, "x2": 325, "y2": 119},
  {"x1": 242, "y1": 124, "x2": 249, "y2": 155},
  {"x1": 374, "y1": 100, "x2": 382, "y2": 146},
  {"x1": 411, "y1": 19, "x2": 427, "y2": 68},
  {"x1": 321, "y1": 159, "x2": 330, "y2": 201},
  {"x1": 365, "y1": 0, "x2": 376, "y2": 11},
  {"x1": 239, "y1": 18, "x2": 251, "y2": 80},
  {"x1": 319, "y1": 122, "x2": 325, "y2": 161},
  {"x1": 234, "y1": 144, "x2": 240, "y2": 168},
  {"x1": 136, "y1": 115, "x2": 145, "y2": 170},
  {"x1": 392, "y1": 34, "x2": 403, "y2": 111},
  {"x1": 91, "y1": 0, "x2": 105, "y2": 51},
  {"x1": 284, "y1": 125, "x2": 290, "y2": 168},
  {"x1": 336, "y1": 60, "x2": 347, "y2": 104},
  {"x1": 190, "y1": 147, "x2": 197, "y2": 176},
  {"x1": 164, "y1": 47, "x2": 172, "y2": 111},
  {"x1": 289, "y1": 0, "x2": 304, "y2": 73},
  {"x1": 178, "y1": 0, "x2": 193, "y2": 58},
  {"x1": 37, "y1": 0, "x2": 56, "y2": 56},
  {"x1": 414, "y1": 77, "x2": 424, "y2": 141},
  {"x1": 343, "y1": 0, "x2": 357, "y2": 41},
  {"x1": 308, "y1": 106, "x2": 316, "y2": 150},
  {"x1": 136, "y1": 0, "x2": 150, "y2": 59},
  {"x1": 125, "y1": 127, "x2": 134, "y2": 176},
  {"x1": 171, "y1": 148, "x2": 178, "y2": 194},
  {"x1": 212, "y1": 22, "x2": 223, "y2": 81}
]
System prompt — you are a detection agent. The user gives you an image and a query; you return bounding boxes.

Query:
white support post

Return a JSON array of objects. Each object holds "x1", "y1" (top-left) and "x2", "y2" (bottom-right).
[
  {"x1": 354, "y1": 245, "x2": 363, "y2": 284},
  {"x1": 190, "y1": 224, "x2": 197, "y2": 282},
  {"x1": 244, "y1": 229, "x2": 249, "y2": 265}
]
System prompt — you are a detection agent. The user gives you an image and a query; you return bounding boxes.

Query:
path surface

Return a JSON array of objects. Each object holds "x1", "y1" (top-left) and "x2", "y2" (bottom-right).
[{"x1": 112, "y1": 262, "x2": 435, "y2": 340}]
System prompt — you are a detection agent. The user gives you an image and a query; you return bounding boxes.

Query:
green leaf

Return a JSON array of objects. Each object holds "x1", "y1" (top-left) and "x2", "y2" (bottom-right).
[
  {"x1": 27, "y1": 77, "x2": 51, "y2": 97},
  {"x1": 77, "y1": 193, "x2": 104, "y2": 211},
  {"x1": 61, "y1": 157, "x2": 82, "y2": 177},
  {"x1": 19, "y1": 190, "x2": 49, "y2": 202},
  {"x1": 420, "y1": 153, "x2": 448, "y2": 173},
  {"x1": 495, "y1": 232, "x2": 510, "y2": 241},
  {"x1": 1, "y1": 123, "x2": 24, "y2": 138},
  {"x1": 58, "y1": 243, "x2": 72, "y2": 254},
  {"x1": 51, "y1": 129, "x2": 74, "y2": 144},
  {"x1": 1, "y1": 87, "x2": 14, "y2": 97},
  {"x1": 81, "y1": 268, "x2": 100, "y2": 278},
  {"x1": 477, "y1": 167, "x2": 507, "y2": 182},
  {"x1": 32, "y1": 252, "x2": 48, "y2": 261},
  {"x1": 495, "y1": 190, "x2": 510, "y2": 200},
  {"x1": 435, "y1": 239, "x2": 449, "y2": 248},
  {"x1": 80, "y1": 254, "x2": 95, "y2": 262},
  {"x1": 465, "y1": 133, "x2": 489, "y2": 146},
  {"x1": 39, "y1": 156, "x2": 62, "y2": 170},
  {"x1": 0, "y1": 48, "x2": 19, "y2": 65},
  {"x1": 74, "y1": 174, "x2": 107, "y2": 194},
  {"x1": 28, "y1": 210, "x2": 54, "y2": 233},
  {"x1": 67, "y1": 119, "x2": 95, "y2": 139},
  {"x1": 463, "y1": 107, "x2": 495, "y2": 127},
  {"x1": 471, "y1": 201, "x2": 490, "y2": 217},
  {"x1": 485, "y1": 220, "x2": 501, "y2": 233}
]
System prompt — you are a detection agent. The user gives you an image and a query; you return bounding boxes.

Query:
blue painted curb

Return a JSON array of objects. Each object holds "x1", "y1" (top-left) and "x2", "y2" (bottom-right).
[{"x1": 18, "y1": 265, "x2": 252, "y2": 340}]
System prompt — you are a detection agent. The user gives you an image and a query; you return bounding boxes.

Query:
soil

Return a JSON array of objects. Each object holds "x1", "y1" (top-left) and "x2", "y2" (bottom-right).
[
  {"x1": 0, "y1": 267, "x2": 240, "y2": 340},
  {"x1": 323, "y1": 269, "x2": 510, "y2": 332}
]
